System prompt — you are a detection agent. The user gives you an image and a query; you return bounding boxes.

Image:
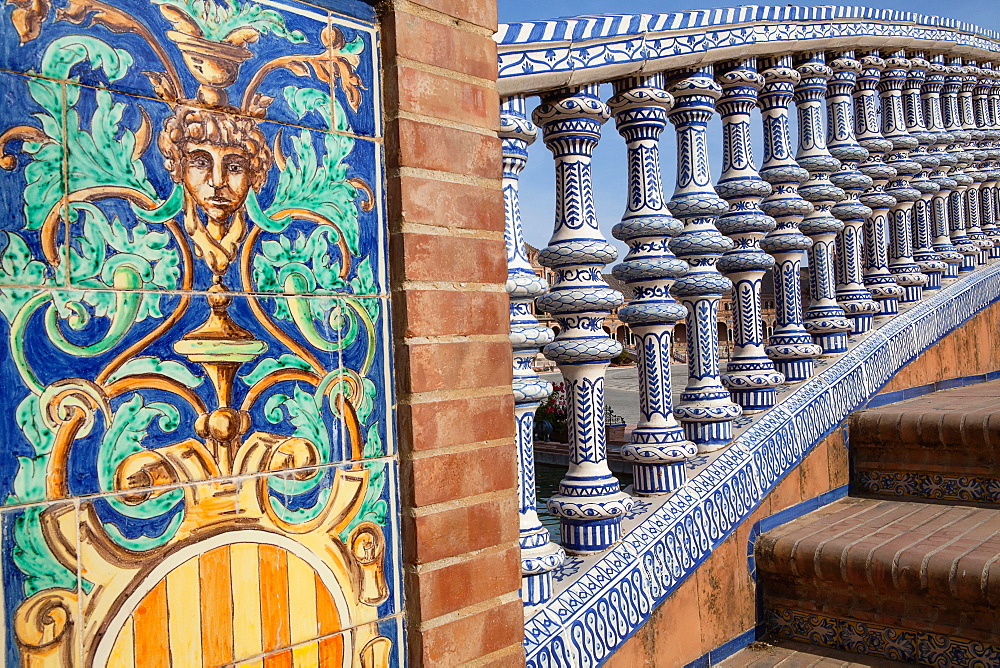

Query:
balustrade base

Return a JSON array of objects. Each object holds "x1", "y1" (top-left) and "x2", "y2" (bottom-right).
[
  {"x1": 775, "y1": 358, "x2": 814, "y2": 383},
  {"x1": 561, "y1": 516, "x2": 623, "y2": 555},
  {"x1": 814, "y1": 331, "x2": 849, "y2": 355},
  {"x1": 944, "y1": 264, "x2": 960, "y2": 279},
  {"x1": 924, "y1": 273, "x2": 943, "y2": 290},
  {"x1": 849, "y1": 314, "x2": 873, "y2": 335},
  {"x1": 960, "y1": 256, "x2": 977, "y2": 273},
  {"x1": 978, "y1": 250, "x2": 990, "y2": 266},
  {"x1": 730, "y1": 388, "x2": 776, "y2": 413},
  {"x1": 522, "y1": 572, "x2": 553, "y2": 607},
  {"x1": 683, "y1": 420, "x2": 733, "y2": 451},
  {"x1": 878, "y1": 298, "x2": 900, "y2": 316},
  {"x1": 902, "y1": 285, "x2": 923, "y2": 303},
  {"x1": 632, "y1": 461, "x2": 687, "y2": 496},
  {"x1": 991, "y1": 247, "x2": 1000, "y2": 260}
]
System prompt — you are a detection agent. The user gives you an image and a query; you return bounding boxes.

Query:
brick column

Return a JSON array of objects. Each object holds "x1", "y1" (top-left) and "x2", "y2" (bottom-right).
[{"x1": 381, "y1": 2, "x2": 525, "y2": 665}]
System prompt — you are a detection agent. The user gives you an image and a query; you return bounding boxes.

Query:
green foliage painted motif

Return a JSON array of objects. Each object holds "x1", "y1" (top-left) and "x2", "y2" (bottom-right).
[{"x1": 153, "y1": 0, "x2": 306, "y2": 43}]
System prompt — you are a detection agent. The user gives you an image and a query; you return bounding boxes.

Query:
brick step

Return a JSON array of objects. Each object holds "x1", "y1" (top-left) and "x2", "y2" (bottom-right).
[
  {"x1": 755, "y1": 497, "x2": 1000, "y2": 666},
  {"x1": 849, "y1": 381, "x2": 1000, "y2": 504}
]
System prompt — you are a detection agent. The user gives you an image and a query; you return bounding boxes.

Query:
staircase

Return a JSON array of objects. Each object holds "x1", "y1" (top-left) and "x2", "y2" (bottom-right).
[{"x1": 750, "y1": 381, "x2": 1000, "y2": 666}]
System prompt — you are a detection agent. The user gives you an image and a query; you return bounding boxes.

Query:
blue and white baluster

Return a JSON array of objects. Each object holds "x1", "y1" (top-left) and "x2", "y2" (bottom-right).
[
  {"x1": 880, "y1": 52, "x2": 927, "y2": 303},
  {"x1": 944, "y1": 58, "x2": 980, "y2": 273},
  {"x1": 759, "y1": 56, "x2": 822, "y2": 381},
  {"x1": 974, "y1": 64, "x2": 1000, "y2": 258},
  {"x1": 715, "y1": 60, "x2": 785, "y2": 411},
  {"x1": 500, "y1": 97, "x2": 566, "y2": 605},
  {"x1": 989, "y1": 65, "x2": 1000, "y2": 235},
  {"x1": 904, "y1": 54, "x2": 947, "y2": 291},
  {"x1": 961, "y1": 62, "x2": 993, "y2": 265},
  {"x1": 533, "y1": 86, "x2": 633, "y2": 555},
  {"x1": 794, "y1": 53, "x2": 852, "y2": 353},
  {"x1": 608, "y1": 76, "x2": 697, "y2": 494},
  {"x1": 855, "y1": 52, "x2": 904, "y2": 317},
  {"x1": 666, "y1": 67, "x2": 742, "y2": 451},
  {"x1": 922, "y1": 55, "x2": 963, "y2": 281},
  {"x1": 826, "y1": 52, "x2": 878, "y2": 333}
]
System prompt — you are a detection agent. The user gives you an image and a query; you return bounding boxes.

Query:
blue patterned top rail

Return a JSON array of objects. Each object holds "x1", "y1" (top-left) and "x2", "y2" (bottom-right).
[{"x1": 496, "y1": 5, "x2": 1000, "y2": 96}]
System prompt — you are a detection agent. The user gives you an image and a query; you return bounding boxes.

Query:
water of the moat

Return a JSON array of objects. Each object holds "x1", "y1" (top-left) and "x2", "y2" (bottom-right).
[{"x1": 534, "y1": 463, "x2": 634, "y2": 540}]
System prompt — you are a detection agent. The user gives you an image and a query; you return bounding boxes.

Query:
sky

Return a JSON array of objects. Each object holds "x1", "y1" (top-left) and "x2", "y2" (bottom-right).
[{"x1": 497, "y1": 1, "x2": 1000, "y2": 256}]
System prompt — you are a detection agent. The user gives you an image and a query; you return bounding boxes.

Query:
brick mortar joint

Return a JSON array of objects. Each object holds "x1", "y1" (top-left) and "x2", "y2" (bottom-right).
[
  {"x1": 386, "y1": 108, "x2": 500, "y2": 138},
  {"x1": 403, "y1": 488, "x2": 516, "y2": 516},
  {"x1": 402, "y1": 437, "x2": 514, "y2": 459},
  {"x1": 410, "y1": 592, "x2": 523, "y2": 631},
  {"x1": 389, "y1": 165, "x2": 502, "y2": 190},
  {"x1": 395, "y1": 386, "x2": 513, "y2": 403},
  {"x1": 393, "y1": 223, "x2": 505, "y2": 241},
  {"x1": 390, "y1": 58, "x2": 498, "y2": 91},
  {"x1": 394, "y1": 281, "x2": 507, "y2": 292},
  {"x1": 381, "y1": 0, "x2": 497, "y2": 39},
  {"x1": 403, "y1": 541, "x2": 519, "y2": 574}
]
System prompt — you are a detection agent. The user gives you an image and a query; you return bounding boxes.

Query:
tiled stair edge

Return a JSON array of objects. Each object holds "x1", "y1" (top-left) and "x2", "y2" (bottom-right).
[{"x1": 523, "y1": 262, "x2": 1000, "y2": 667}]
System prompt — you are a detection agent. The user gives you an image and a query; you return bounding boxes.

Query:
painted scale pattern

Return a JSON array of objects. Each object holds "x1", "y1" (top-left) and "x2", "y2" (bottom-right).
[{"x1": 0, "y1": 0, "x2": 400, "y2": 665}]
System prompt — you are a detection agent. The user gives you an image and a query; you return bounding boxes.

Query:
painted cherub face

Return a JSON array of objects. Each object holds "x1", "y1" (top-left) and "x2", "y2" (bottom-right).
[
  {"x1": 160, "y1": 106, "x2": 272, "y2": 223},
  {"x1": 181, "y1": 142, "x2": 253, "y2": 223}
]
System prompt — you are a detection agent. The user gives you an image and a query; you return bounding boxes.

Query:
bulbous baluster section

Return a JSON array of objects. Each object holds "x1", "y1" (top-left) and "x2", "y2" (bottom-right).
[
  {"x1": 759, "y1": 56, "x2": 822, "y2": 382},
  {"x1": 975, "y1": 63, "x2": 1000, "y2": 257},
  {"x1": 794, "y1": 53, "x2": 852, "y2": 353},
  {"x1": 855, "y1": 52, "x2": 904, "y2": 316},
  {"x1": 500, "y1": 96, "x2": 565, "y2": 605},
  {"x1": 714, "y1": 60, "x2": 785, "y2": 411},
  {"x1": 922, "y1": 55, "x2": 963, "y2": 280},
  {"x1": 666, "y1": 67, "x2": 742, "y2": 451},
  {"x1": 826, "y1": 52, "x2": 878, "y2": 333},
  {"x1": 880, "y1": 52, "x2": 927, "y2": 303},
  {"x1": 961, "y1": 62, "x2": 993, "y2": 264},
  {"x1": 608, "y1": 75, "x2": 697, "y2": 495},
  {"x1": 533, "y1": 86, "x2": 632, "y2": 555},
  {"x1": 904, "y1": 54, "x2": 947, "y2": 291},
  {"x1": 944, "y1": 57, "x2": 980, "y2": 272}
]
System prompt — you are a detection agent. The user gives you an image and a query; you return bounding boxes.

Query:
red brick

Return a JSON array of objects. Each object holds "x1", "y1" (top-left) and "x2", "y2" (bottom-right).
[
  {"x1": 418, "y1": 599, "x2": 522, "y2": 667},
  {"x1": 473, "y1": 646, "x2": 527, "y2": 668},
  {"x1": 405, "y1": 494, "x2": 519, "y2": 564},
  {"x1": 389, "y1": 175, "x2": 504, "y2": 232},
  {"x1": 402, "y1": 289, "x2": 508, "y2": 338},
  {"x1": 386, "y1": 11, "x2": 498, "y2": 81},
  {"x1": 407, "y1": 443, "x2": 517, "y2": 507},
  {"x1": 398, "y1": 394, "x2": 515, "y2": 453},
  {"x1": 407, "y1": 0, "x2": 498, "y2": 31},
  {"x1": 392, "y1": 232, "x2": 507, "y2": 284},
  {"x1": 397, "y1": 340, "x2": 512, "y2": 394},
  {"x1": 389, "y1": 65, "x2": 499, "y2": 130},
  {"x1": 412, "y1": 546, "x2": 520, "y2": 619},
  {"x1": 387, "y1": 117, "x2": 501, "y2": 179}
]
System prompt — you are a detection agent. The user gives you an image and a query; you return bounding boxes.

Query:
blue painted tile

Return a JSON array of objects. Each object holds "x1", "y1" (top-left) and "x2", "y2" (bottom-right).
[
  {"x1": 0, "y1": 0, "x2": 384, "y2": 136},
  {"x1": 0, "y1": 71, "x2": 67, "y2": 288}
]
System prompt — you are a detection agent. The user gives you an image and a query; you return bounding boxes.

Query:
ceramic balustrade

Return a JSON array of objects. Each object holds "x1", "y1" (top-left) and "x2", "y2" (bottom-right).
[
  {"x1": 794, "y1": 53, "x2": 853, "y2": 353},
  {"x1": 501, "y1": 96, "x2": 566, "y2": 605},
  {"x1": 498, "y1": 15, "x2": 1000, "y2": 603},
  {"x1": 881, "y1": 52, "x2": 928, "y2": 303},
  {"x1": 856, "y1": 52, "x2": 905, "y2": 317},
  {"x1": 923, "y1": 55, "x2": 964, "y2": 280},
  {"x1": 826, "y1": 52, "x2": 878, "y2": 333},
  {"x1": 975, "y1": 64, "x2": 1000, "y2": 257},
  {"x1": 943, "y1": 57, "x2": 981, "y2": 273},
  {"x1": 714, "y1": 59, "x2": 785, "y2": 412},
  {"x1": 533, "y1": 85, "x2": 633, "y2": 555},
  {"x1": 759, "y1": 56, "x2": 822, "y2": 382},
  {"x1": 667, "y1": 66, "x2": 743, "y2": 450},
  {"x1": 904, "y1": 54, "x2": 948, "y2": 291},
  {"x1": 608, "y1": 75, "x2": 697, "y2": 495}
]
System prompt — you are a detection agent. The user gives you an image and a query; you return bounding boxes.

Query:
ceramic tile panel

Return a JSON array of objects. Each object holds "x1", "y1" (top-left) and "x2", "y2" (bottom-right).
[
  {"x1": 0, "y1": 0, "x2": 395, "y2": 665},
  {"x1": 0, "y1": 70, "x2": 68, "y2": 288}
]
